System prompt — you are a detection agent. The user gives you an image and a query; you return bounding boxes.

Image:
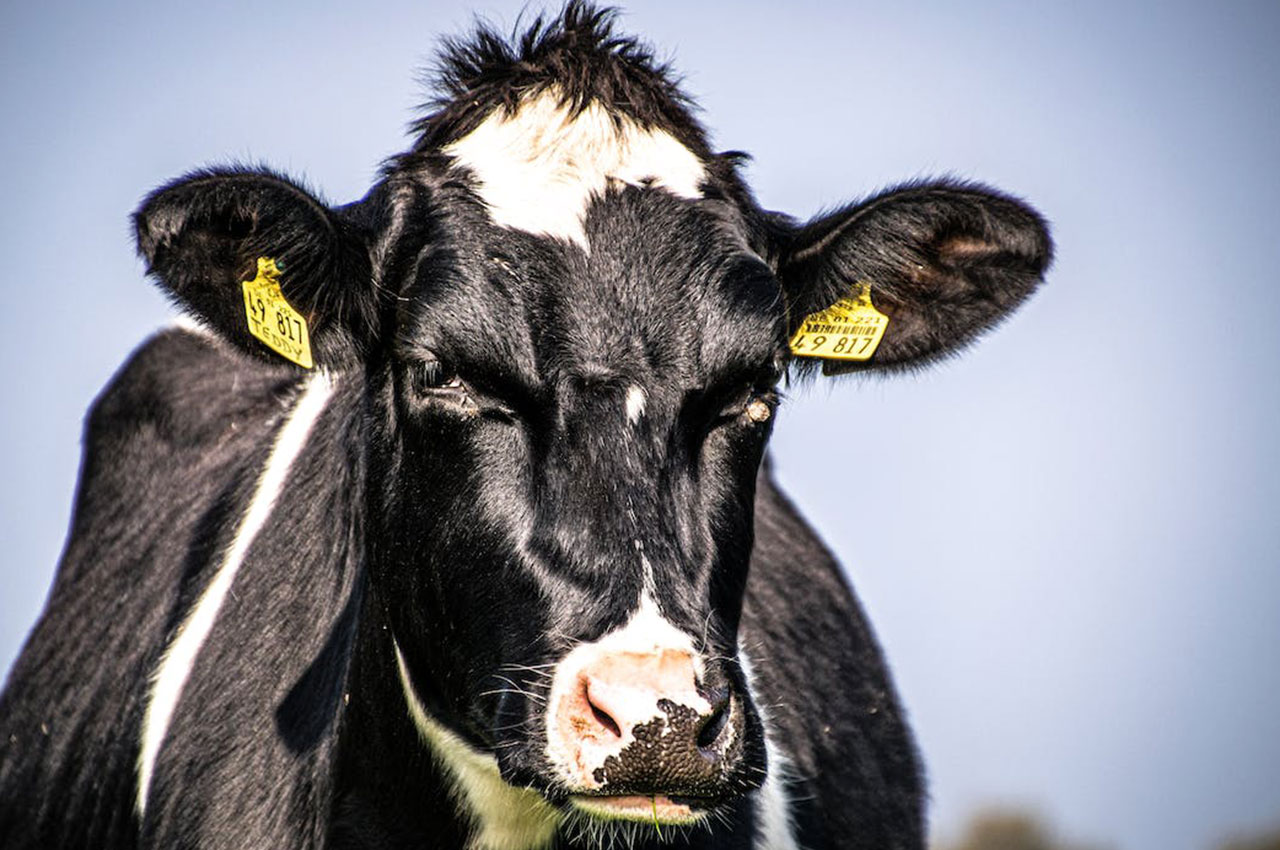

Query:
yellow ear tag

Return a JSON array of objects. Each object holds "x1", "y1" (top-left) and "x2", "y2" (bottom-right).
[
  {"x1": 788, "y1": 280, "x2": 889, "y2": 362},
  {"x1": 241, "y1": 257, "x2": 314, "y2": 369}
]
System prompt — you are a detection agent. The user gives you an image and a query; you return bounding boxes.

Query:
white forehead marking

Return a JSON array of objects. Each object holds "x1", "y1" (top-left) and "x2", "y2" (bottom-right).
[
  {"x1": 443, "y1": 88, "x2": 707, "y2": 250},
  {"x1": 624, "y1": 385, "x2": 646, "y2": 425}
]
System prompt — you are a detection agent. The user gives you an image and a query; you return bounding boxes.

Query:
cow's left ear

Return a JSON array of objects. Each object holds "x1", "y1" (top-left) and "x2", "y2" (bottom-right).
[
  {"x1": 776, "y1": 180, "x2": 1052, "y2": 374},
  {"x1": 135, "y1": 168, "x2": 379, "y2": 368}
]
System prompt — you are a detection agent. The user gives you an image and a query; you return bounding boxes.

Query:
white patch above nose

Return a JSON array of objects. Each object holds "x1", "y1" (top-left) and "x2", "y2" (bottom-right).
[
  {"x1": 579, "y1": 591, "x2": 702, "y2": 678},
  {"x1": 624, "y1": 385, "x2": 646, "y2": 424},
  {"x1": 442, "y1": 88, "x2": 707, "y2": 250}
]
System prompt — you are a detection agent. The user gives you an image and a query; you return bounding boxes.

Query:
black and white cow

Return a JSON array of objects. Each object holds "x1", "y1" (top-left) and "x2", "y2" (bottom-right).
[{"x1": 0, "y1": 5, "x2": 1051, "y2": 849}]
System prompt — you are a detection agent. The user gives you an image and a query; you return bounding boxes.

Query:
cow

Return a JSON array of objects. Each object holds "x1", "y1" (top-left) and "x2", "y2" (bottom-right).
[{"x1": 0, "y1": 4, "x2": 1051, "y2": 849}]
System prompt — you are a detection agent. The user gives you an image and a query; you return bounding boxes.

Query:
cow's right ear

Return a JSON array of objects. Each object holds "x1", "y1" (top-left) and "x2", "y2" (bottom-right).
[{"x1": 135, "y1": 168, "x2": 378, "y2": 368}]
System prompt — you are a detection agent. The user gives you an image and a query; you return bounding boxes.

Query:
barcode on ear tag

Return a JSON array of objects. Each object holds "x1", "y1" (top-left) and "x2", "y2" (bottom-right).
[
  {"x1": 241, "y1": 257, "x2": 314, "y2": 369},
  {"x1": 788, "y1": 281, "x2": 888, "y2": 362}
]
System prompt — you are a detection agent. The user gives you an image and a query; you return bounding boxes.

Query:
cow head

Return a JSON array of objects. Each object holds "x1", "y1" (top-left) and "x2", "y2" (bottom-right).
[{"x1": 132, "y1": 3, "x2": 1050, "y2": 840}]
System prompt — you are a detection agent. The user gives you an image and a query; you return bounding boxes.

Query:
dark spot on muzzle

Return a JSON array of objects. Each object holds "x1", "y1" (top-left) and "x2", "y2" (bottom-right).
[{"x1": 590, "y1": 697, "x2": 745, "y2": 800}]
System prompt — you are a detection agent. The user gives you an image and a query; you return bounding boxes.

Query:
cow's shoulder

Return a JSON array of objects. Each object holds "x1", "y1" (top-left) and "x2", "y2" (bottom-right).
[
  {"x1": 52, "y1": 326, "x2": 301, "y2": 593},
  {"x1": 86, "y1": 324, "x2": 301, "y2": 452},
  {"x1": 0, "y1": 327, "x2": 300, "y2": 848},
  {"x1": 743, "y1": 464, "x2": 925, "y2": 849}
]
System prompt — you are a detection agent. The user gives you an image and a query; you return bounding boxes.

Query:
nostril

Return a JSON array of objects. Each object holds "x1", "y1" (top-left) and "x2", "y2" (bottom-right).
[
  {"x1": 695, "y1": 696, "x2": 731, "y2": 751},
  {"x1": 584, "y1": 682, "x2": 622, "y2": 739}
]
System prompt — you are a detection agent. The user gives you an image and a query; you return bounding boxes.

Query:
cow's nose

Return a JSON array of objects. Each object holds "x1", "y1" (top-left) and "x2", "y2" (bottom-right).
[
  {"x1": 549, "y1": 647, "x2": 741, "y2": 795},
  {"x1": 580, "y1": 650, "x2": 731, "y2": 747}
]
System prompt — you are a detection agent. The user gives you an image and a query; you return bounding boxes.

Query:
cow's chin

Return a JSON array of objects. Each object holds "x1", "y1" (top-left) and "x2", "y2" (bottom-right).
[{"x1": 567, "y1": 793, "x2": 708, "y2": 826}]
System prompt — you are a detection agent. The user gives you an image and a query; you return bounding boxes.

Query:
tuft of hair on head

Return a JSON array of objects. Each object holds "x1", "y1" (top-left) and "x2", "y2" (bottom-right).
[{"x1": 408, "y1": 1, "x2": 708, "y2": 157}]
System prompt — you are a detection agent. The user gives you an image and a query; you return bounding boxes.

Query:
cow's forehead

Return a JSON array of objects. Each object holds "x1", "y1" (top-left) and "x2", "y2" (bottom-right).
[
  {"x1": 392, "y1": 84, "x2": 783, "y2": 392},
  {"x1": 442, "y1": 87, "x2": 707, "y2": 251},
  {"x1": 400, "y1": 187, "x2": 782, "y2": 396}
]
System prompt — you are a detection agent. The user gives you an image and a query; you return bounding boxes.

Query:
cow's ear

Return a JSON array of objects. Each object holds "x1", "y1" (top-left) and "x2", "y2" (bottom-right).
[
  {"x1": 135, "y1": 168, "x2": 378, "y2": 368},
  {"x1": 776, "y1": 180, "x2": 1052, "y2": 375}
]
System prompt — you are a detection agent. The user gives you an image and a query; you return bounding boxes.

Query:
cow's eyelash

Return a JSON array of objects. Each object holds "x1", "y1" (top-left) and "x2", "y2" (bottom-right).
[
  {"x1": 753, "y1": 387, "x2": 782, "y2": 407},
  {"x1": 741, "y1": 387, "x2": 781, "y2": 417},
  {"x1": 705, "y1": 386, "x2": 778, "y2": 427},
  {"x1": 409, "y1": 357, "x2": 463, "y2": 394},
  {"x1": 405, "y1": 357, "x2": 536, "y2": 425}
]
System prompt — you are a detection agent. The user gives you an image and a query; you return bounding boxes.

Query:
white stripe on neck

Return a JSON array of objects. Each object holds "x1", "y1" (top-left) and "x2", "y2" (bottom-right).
[
  {"x1": 394, "y1": 641, "x2": 562, "y2": 850},
  {"x1": 739, "y1": 651, "x2": 801, "y2": 850},
  {"x1": 135, "y1": 372, "x2": 334, "y2": 817}
]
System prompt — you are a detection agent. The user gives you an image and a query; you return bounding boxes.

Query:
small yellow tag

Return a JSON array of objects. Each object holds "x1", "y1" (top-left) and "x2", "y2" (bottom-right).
[
  {"x1": 241, "y1": 257, "x2": 314, "y2": 369},
  {"x1": 788, "y1": 281, "x2": 889, "y2": 362}
]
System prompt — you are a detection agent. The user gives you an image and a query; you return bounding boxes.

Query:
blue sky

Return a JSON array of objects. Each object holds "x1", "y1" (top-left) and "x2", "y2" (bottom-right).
[{"x1": 2, "y1": 2, "x2": 1278, "y2": 848}]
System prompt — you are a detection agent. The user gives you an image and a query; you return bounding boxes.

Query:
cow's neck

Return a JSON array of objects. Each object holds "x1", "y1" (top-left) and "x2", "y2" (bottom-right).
[
  {"x1": 333, "y1": 597, "x2": 559, "y2": 850},
  {"x1": 392, "y1": 640, "x2": 562, "y2": 850}
]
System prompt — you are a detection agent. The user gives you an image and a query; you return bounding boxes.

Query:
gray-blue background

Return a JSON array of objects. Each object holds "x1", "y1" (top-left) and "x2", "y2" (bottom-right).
[{"x1": 3, "y1": 2, "x2": 1277, "y2": 848}]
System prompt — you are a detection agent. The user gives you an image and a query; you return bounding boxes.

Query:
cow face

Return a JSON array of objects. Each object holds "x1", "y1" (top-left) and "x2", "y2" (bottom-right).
[
  {"x1": 132, "y1": 7, "x2": 1050, "y2": 836},
  {"x1": 363, "y1": 171, "x2": 784, "y2": 818}
]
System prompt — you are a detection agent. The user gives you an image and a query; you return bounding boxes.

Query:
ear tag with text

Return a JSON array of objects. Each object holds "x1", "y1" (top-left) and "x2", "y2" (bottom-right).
[
  {"x1": 241, "y1": 257, "x2": 314, "y2": 369},
  {"x1": 788, "y1": 280, "x2": 889, "y2": 362}
]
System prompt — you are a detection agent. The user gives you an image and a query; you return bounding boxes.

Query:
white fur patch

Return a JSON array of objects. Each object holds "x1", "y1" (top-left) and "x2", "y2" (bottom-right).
[
  {"x1": 623, "y1": 385, "x2": 646, "y2": 425},
  {"x1": 170, "y1": 313, "x2": 213, "y2": 337},
  {"x1": 443, "y1": 89, "x2": 707, "y2": 249},
  {"x1": 587, "y1": 591, "x2": 702, "y2": 680},
  {"x1": 754, "y1": 740, "x2": 799, "y2": 850},
  {"x1": 394, "y1": 642, "x2": 562, "y2": 850},
  {"x1": 739, "y1": 653, "x2": 800, "y2": 850},
  {"x1": 136, "y1": 373, "x2": 334, "y2": 817}
]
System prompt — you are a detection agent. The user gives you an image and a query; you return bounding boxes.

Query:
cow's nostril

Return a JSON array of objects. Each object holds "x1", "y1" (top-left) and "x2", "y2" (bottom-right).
[
  {"x1": 584, "y1": 683, "x2": 622, "y2": 739},
  {"x1": 695, "y1": 696, "x2": 731, "y2": 751}
]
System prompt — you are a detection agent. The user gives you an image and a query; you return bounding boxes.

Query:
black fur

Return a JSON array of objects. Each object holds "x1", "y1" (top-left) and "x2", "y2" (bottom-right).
[{"x1": 0, "y1": 4, "x2": 1050, "y2": 849}]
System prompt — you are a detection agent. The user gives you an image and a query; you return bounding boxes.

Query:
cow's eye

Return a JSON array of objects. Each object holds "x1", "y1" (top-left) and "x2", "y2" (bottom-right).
[
  {"x1": 742, "y1": 385, "x2": 781, "y2": 422},
  {"x1": 744, "y1": 392, "x2": 775, "y2": 423},
  {"x1": 409, "y1": 356, "x2": 463, "y2": 394},
  {"x1": 709, "y1": 387, "x2": 778, "y2": 430}
]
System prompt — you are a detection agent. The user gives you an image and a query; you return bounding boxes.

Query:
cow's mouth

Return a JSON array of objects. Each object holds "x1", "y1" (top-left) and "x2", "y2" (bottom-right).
[{"x1": 567, "y1": 793, "x2": 708, "y2": 825}]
